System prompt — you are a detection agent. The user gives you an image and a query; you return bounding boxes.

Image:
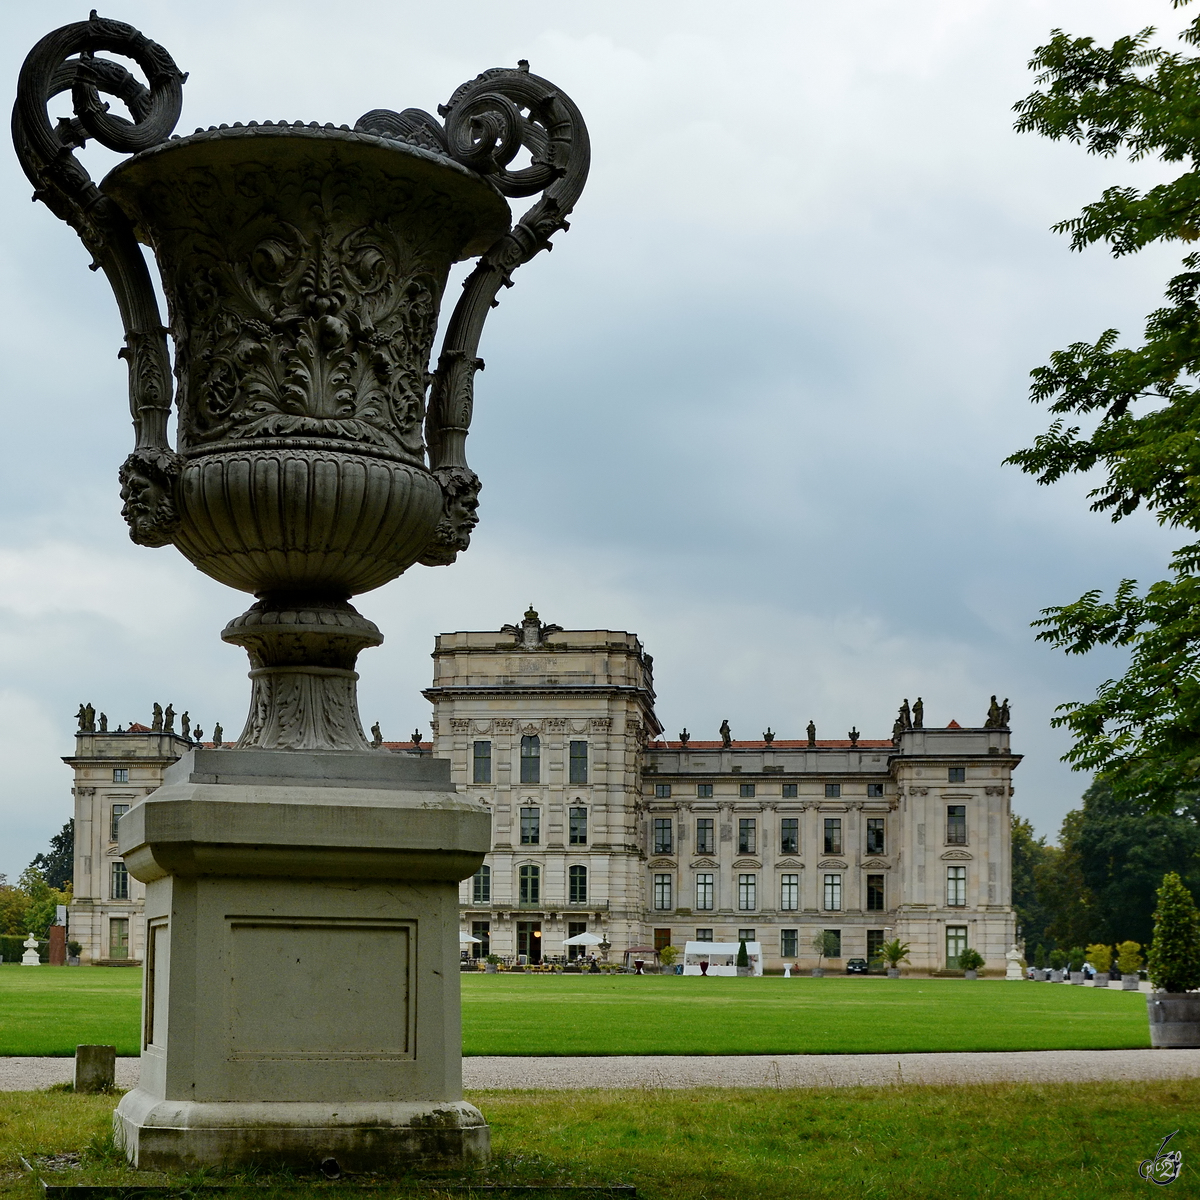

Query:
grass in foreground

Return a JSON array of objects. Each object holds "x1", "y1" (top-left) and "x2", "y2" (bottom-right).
[
  {"x1": 0, "y1": 966, "x2": 1151, "y2": 1056},
  {"x1": 0, "y1": 1081, "x2": 1195, "y2": 1198}
]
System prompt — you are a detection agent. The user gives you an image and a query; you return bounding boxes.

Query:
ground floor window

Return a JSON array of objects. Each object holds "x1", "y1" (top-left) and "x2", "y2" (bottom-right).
[
  {"x1": 780, "y1": 928, "x2": 798, "y2": 959},
  {"x1": 737, "y1": 928, "x2": 755, "y2": 942},
  {"x1": 823, "y1": 873, "x2": 842, "y2": 911},
  {"x1": 109, "y1": 917, "x2": 129, "y2": 960},
  {"x1": 517, "y1": 920, "x2": 542, "y2": 964},
  {"x1": 566, "y1": 921, "x2": 586, "y2": 961},
  {"x1": 823, "y1": 928, "x2": 842, "y2": 958},
  {"x1": 946, "y1": 925, "x2": 968, "y2": 969},
  {"x1": 866, "y1": 928, "x2": 885, "y2": 963},
  {"x1": 695, "y1": 928, "x2": 713, "y2": 941},
  {"x1": 472, "y1": 921, "x2": 491, "y2": 958},
  {"x1": 654, "y1": 927, "x2": 672, "y2": 952}
]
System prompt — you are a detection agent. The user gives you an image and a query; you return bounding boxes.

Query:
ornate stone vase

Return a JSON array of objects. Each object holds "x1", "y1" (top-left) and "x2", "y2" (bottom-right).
[{"x1": 13, "y1": 15, "x2": 589, "y2": 750}]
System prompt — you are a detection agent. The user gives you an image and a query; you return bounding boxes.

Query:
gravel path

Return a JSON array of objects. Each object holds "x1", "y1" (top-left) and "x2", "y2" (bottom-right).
[{"x1": 3, "y1": 1050, "x2": 1199, "y2": 1093}]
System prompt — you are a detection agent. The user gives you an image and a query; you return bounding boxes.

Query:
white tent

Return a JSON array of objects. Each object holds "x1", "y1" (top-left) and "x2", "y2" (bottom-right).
[
  {"x1": 562, "y1": 931, "x2": 604, "y2": 946},
  {"x1": 459, "y1": 933, "x2": 481, "y2": 943},
  {"x1": 682, "y1": 941, "x2": 763, "y2": 977}
]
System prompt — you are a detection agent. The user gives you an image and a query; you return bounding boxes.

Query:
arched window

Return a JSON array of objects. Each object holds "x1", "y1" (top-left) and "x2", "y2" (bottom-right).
[
  {"x1": 520, "y1": 735, "x2": 540, "y2": 783},
  {"x1": 471, "y1": 864, "x2": 490, "y2": 904},
  {"x1": 569, "y1": 864, "x2": 587, "y2": 904},
  {"x1": 519, "y1": 863, "x2": 541, "y2": 904}
]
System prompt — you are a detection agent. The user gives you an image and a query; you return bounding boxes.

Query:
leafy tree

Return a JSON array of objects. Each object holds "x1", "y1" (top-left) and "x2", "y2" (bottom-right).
[
  {"x1": 28, "y1": 821, "x2": 73, "y2": 891},
  {"x1": 1034, "y1": 944, "x2": 1047, "y2": 970},
  {"x1": 17, "y1": 866, "x2": 70, "y2": 940},
  {"x1": 1147, "y1": 871, "x2": 1200, "y2": 991},
  {"x1": 1049, "y1": 948, "x2": 1068, "y2": 971},
  {"x1": 812, "y1": 930, "x2": 839, "y2": 970},
  {"x1": 1033, "y1": 811, "x2": 1096, "y2": 949},
  {"x1": 1007, "y1": 2, "x2": 1200, "y2": 805},
  {"x1": 1086, "y1": 942, "x2": 1113, "y2": 973},
  {"x1": 0, "y1": 875, "x2": 31, "y2": 937},
  {"x1": 1011, "y1": 814, "x2": 1058, "y2": 946}
]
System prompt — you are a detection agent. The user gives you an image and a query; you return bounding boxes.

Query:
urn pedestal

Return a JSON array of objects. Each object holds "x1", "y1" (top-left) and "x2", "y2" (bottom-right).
[{"x1": 115, "y1": 749, "x2": 490, "y2": 1171}]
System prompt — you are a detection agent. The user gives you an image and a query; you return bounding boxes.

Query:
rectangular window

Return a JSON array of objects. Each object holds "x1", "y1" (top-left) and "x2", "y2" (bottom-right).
[
  {"x1": 654, "y1": 783, "x2": 672, "y2": 799},
  {"x1": 112, "y1": 768, "x2": 128, "y2": 783},
  {"x1": 109, "y1": 917, "x2": 129, "y2": 960},
  {"x1": 823, "y1": 818, "x2": 842, "y2": 854},
  {"x1": 825, "y1": 783, "x2": 841, "y2": 798},
  {"x1": 696, "y1": 928, "x2": 714, "y2": 941},
  {"x1": 948, "y1": 766, "x2": 966, "y2": 783},
  {"x1": 947, "y1": 865, "x2": 967, "y2": 907},
  {"x1": 569, "y1": 864, "x2": 588, "y2": 904},
  {"x1": 472, "y1": 741, "x2": 492, "y2": 784},
  {"x1": 867, "y1": 783, "x2": 884, "y2": 797},
  {"x1": 653, "y1": 818, "x2": 673, "y2": 855},
  {"x1": 569, "y1": 741, "x2": 588, "y2": 784},
  {"x1": 780, "y1": 873, "x2": 799, "y2": 911},
  {"x1": 867, "y1": 928, "x2": 885, "y2": 962},
  {"x1": 520, "y1": 735, "x2": 541, "y2": 784},
  {"x1": 947, "y1": 805, "x2": 967, "y2": 845},
  {"x1": 697, "y1": 783, "x2": 713, "y2": 798},
  {"x1": 739, "y1": 783, "x2": 756, "y2": 798},
  {"x1": 472, "y1": 920, "x2": 491, "y2": 959},
  {"x1": 654, "y1": 873, "x2": 673, "y2": 910},
  {"x1": 781, "y1": 928, "x2": 798, "y2": 958},
  {"x1": 737, "y1": 873, "x2": 757, "y2": 911},
  {"x1": 520, "y1": 807, "x2": 541, "y2": 845},
  {"x1": 823, "y1": 873, "x2": 842, "y2": 911},
  {"x1": 654, "y1": 927, "x2": 672, "y2": 952},
  {"x1": 738, "y1": 927, "x2": 756, "y2": 943},
  {"x1": 695, "y1": 873, "x2": 714, "y2": 910},
  {"x1": 946, "y1": 925, "x2": 968, "y2": 969},
  {"x1": 867, "y1": 873, "x2": 885, "y2": 911},
  {"x1": 566, "y1": 921, "x2": 587, "y2": 961},
  {"x1": 866, "y1": 818, "x2": 885, "y2": 855},
  {"x1": 696, "y1": 819, "x2": 714, "y2": 854},
  {"x1": 110, "y1": 804, "x2": 129, "y2": 843},
  {"x1": 780, "y1": 818, "x2": 799, "y2": 854},
  {"x1": 782, "y1": 783, "x2": 798, "y2": 798},
  {"x1": 518, "y1": 864, "x2": 541, "y2": 904},
  {"x1": 738, "y1": 818, "x2": 757, "y2": 855},
  {"x1": 111, "y1": 860, "x2": 129, "y2": 901},
  {"x1": 472, "y1": 864, "x2": 491, "y2": 904},
  {"x1": 824, "y1": 928, "x2": 842, "y2": 958},
  {"x1": 569, "y1": 806, "x2": 588, "y2": 845}
]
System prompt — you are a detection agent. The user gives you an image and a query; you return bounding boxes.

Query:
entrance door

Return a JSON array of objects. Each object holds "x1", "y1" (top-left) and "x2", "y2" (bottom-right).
[
  {"x1": 946, "y1": 925, "x2": 968, "y2": 969},
  {"x1": 567, "y1": 921, "x2": 586, "y2": 961},
  {"x1": 472, "y1": 921, "x2": 491, "y2": 959},
  {"x1": 517, "y1": 921, "x2": 542, "y2": 964},
  {"x1": 109, "y1": 917, "x2": 129, "y2": 960}
]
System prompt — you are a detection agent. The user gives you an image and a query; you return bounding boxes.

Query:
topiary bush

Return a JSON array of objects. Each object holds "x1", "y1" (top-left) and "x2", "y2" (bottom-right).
[
  {"x1": 1034, "y1": 944, "x2": 1046, "y2": 970},
  {"x1": 1049, "y1": 948, "x2": 1067, "y2": 971},
  {"x1": 957, "y1": 948, "x2": 985, "y2": 973},
  {"x1": 1147, "y1": 872, "x2": 1200, "y2": 993},
  {"x1": 1116, "y1": 940, "x2": 1143, "y2": 975},
  {"x1": 1086, "y1": 943, "x2": 1112, "y2": 974},
  {"x1": 1068, "y1": 947, "x2": 1086, "y2": 972}
]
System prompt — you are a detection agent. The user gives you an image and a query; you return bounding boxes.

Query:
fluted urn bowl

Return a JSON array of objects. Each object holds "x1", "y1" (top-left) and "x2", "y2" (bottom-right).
[{"x1": 102, "y1": 125, "x2": 511, "y2": 597}]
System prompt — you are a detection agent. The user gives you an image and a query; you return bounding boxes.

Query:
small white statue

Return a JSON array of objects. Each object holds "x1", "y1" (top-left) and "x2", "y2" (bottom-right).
[
  {"x1": 1005, "y1": 945, "x2": 1024, "y2": 980},
  {"x1": 21, "y1": 933, "x2": 40, "y2": 967}
]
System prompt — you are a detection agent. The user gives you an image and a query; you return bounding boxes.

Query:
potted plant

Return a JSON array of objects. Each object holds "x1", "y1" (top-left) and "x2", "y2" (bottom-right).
[
  {"x1": 1117, "y1": 940, "x2": 1143, "y2": 991},
  {"x1": 484, "y1": 954, "x2": 501, "y2": 973},
  {"x1": 811, "y1": 930, "x2": 839, "y2": 977},
  {"x1": 1066, "y1": 947, "x2": 1085, "y2": 984},
  {"x1": 958, "y1": 948, "x2": 984, "y2": 980},
  {"x1": 880, "y1": 938, "x2": 911, "y2": 979},
  {"x1": 1048, "y1": 948, "x2": 1066, "y2": 982},
  {"x1": 1146, "y1": 872, "x2": 1200, "y2": 1048},
  {"x1": 1033, "y1": 944, "x2": 1047, "y2": 981},
  {"x1": 1086, "y1": 942, "x2": 1112, "y2": 987},
  {"x1": 736, "y1": 939, "x2": 751, "y2": 977},
  {"x1": 67, "y1": 940, "x2": 82, "y2": 967},
  {"x1": 659, "y1": 944, "x2": 680, "y2": 974}
]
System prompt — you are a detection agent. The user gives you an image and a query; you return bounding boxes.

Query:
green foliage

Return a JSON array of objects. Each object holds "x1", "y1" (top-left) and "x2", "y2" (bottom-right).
[
  {"x1": 1086, "y1": 943, "x2": 1113, "y2": 973},
  {"x1": 1050, "y1": 948, "x2": 1068, "y2": 971},
  {"x1": 1011, "y1": 815, "x2": 1058, "y2": 948},
  {"x1": 957, "y1": 948, "x2": 985, "y2": 973},
  {"x1": 1035, "y1": 944, "x2": 1047, "y2": 969},
  {"x1": 879, "y1": 938, "x2": 912, "y2": 968},
  {"x1": 1117, "y1": 939, "x2": 1144, "y2": 973},
  {"x1": 1007, "y1": 3, "x2": 1200, "y2": 804},
  {"x1": 811, "y1": 930, "x2": 840, "y2": 966},
  {"x1": 1068, "y1": 947, "x2": 1086, "y2": 972},
  {"x1": 17, "y1": 867, "x2": 71, "y2": 941},
  {"x1": 29, "y1": 821, "x2": 74, "y2": 892},
  {"x1": 736, "y1": 939, "x2": 749, "y2": 968},
  {"x1": 1033, "y1": 810, "x2": 1095, "y2": 949},
  {"x1": 1147, "y1": 870, "x2": 1200, "y2": 991},
  {"x1": 0, "y1": 935, "x2": 37, "y2": 964},
  {"x1": 658, "y1": 944, "x2": 679, "y2": 967}
]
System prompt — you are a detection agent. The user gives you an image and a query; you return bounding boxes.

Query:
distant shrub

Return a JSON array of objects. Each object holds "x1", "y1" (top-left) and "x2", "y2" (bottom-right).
[
  {"x1": 1148, "y1": 872, "x2": 1200, "y2": 994},
  {"x1": 958, "y1": 948, "x2": 985, "y2": 972},
  {"x1": 1116, "y1": 941, "x2": 1143, "y2": 975},
  {"x1": 1086, "y1": 943, "x2": 1112, "y2": 974},
  {"x1": 1049, "y1": 948, "x2": 1067, "y2": 971}
]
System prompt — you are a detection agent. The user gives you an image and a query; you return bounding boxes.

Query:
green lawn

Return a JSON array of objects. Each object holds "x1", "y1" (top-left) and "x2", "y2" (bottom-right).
[
  {"x1": 2, "y1": 1081, "x2": 1196, "y2": 1198},
  {"x1": 0, "y1": 965, "x2": 1151, "y2": 1056}
]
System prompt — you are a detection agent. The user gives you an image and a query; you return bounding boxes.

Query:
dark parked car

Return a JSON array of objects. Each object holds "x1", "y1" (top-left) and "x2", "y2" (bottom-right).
[{"x1": 845, "y1": 958, "x2": 869, "y2": 975}]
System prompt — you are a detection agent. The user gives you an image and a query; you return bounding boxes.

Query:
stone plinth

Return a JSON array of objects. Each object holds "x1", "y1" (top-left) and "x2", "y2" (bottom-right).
[
  {"x1": 21, "y1": 935, "x2": 39, "y2": 966},
  {"x1": 114, "y1": 748, "x2": 490, "y2": 1172},
  {"x1": 76, "y1": 1045, "x2": 116, "y2": 1093}
]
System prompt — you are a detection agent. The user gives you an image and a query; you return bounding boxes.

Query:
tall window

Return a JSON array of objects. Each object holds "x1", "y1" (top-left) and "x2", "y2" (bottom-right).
[
  {"x1": 946, "y1": 925, "x2": 968, "y2": 969},
  {"x1": 823, "y1": 818, "x2": 842, "y2": 854},
  {"x1": 739, "y1": 783, "x2": 756, "y2": 799},
  {"x1": 654, "y1": 874, "x2": 673, "y2": 910},
  {"x1": 112, "y1": 768, "x2": 128, "y2": 783},
  {"x1": 111, "y1": 860, "x2": 129, "y2": 900},
  {"x1": 867, "y1": 783, "x2": 884, "y2": 797},
  {"x1": 472, "y1": 741, "x2": 491, "y2": 784},
  {"x1": 948, "y1": 766, "x2": 966, "y2": 783},
  {"x1": 946, "y1": 805, "x2": 967, "y2": 845},
  {"x1": 695, "y1": 873, "x2": 714, "y2": 910},
  {"x1": 780, "y1": 928, "x2": 798, "y2": 958},
  {"x1": 654, "y1": 783, "x2": 672, "y2": 799},
  {"x1": 823, "y1": 873, "x2": 842, "y2": 911},
  {"x1": 569, "y1": 864, "x2": 588, "y2": 903},
  {"x1": 109, "y1": 917, "x2": 129, "y2": 959},
  {"x1": 738, "y1": 873, "x2": 757, "y2": 911},
  {"x1": 947, "y1": 866, "x2": 966, "y2": 907},
  {"x1": 471, "y1": 864, "x2": 491, "y2": 903},
  {"x1": 472, "y1": 920, "x2": 491, "y2": 958},
  {"x1": 695, "y1": 928, "x2": 714, "y2": 941},
  {"x1": 520, "y1": 735, "x2": 540, "y2": 784},
  {"x1": 569, "y1": 807, "x2": 588, "y2": 845},
  {"x1": 520, "y1": 807, "x2": 541, "y2": 845},
  {"x1": 653, "y1": 818, "x2": 673, "y2": 855},
  {"x1": 782, "y1": 783, "x2": 798, "y2": 798},
  {"x1": 738, "y1": 818, "x2": 757, "y2": 855},
  {"x1": 867, "y1": 929, "x2": 885, "y2": 962},
  {"x1": 780, "y1": 873, "x2": 799, "y2": 911},
  {"x1": 780, "y1": 818, "x2": 799, "y2": 854},
  {"x1": 569, "y1": 740, "x2": 588, "y2": 784},
  {"x1": 866, "y1": 818, "x2": 885, "y2": 855},
  {"x1": 697, "y1": 783, "x2": 713, "y2": 798},
  {"x1": 110, "y1": 804, "x2": 129, "y2": 842},
  {"x1": 867, "y1": 873, "x2": 885, "y2": 911},
  {"x1": 696, "y1": 819, "x2": 714, "y2": 854},
  {"x1": 518, "y1": 864, "x2": 540, "y2": 904}
]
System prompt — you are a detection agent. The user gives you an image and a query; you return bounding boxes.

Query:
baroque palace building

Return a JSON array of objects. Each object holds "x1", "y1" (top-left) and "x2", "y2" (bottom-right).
[{"x1": 66, "y1": 609, "x2": 1020, "y2": 972}]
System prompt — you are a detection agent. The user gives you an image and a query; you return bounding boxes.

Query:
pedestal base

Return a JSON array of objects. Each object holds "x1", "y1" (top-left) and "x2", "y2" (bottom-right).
[{"x1": 115, "y1": 1090, "x2": 489, "y2": 1172}]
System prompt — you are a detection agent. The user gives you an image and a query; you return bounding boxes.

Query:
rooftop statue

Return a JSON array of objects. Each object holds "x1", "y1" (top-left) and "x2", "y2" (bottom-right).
[
  {"x1": 719, "y1": 719, "x2": 732, "y2": 748},
  {"x1": 806, "y1": 720, "x2": 816, "y2": 747},
  {"x1": 912, "y1": 697, "x2": 923, "y2": 729}
]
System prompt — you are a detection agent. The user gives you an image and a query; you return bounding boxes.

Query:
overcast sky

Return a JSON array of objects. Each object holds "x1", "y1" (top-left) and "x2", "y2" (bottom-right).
[{"x1": 0, "y1": 0, "x2": 1185, "y2": 879}]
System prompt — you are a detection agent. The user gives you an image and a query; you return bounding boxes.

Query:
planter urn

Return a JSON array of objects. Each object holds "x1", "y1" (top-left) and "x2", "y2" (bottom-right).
[
  {"x1": 1147, "y1": 993, "x2": 1200, "y2": 1048},
  {"x1": 963, "y1": 969, "x2": 978, "y2": 980},
  {"x1": 1092, "y1": 973, "x2": 1110, "y2": 987},
  {"x1": 1050, "y1": 969, "x2": 1064, "y2": 982},
  {"x1": 13, "y1": 13, "x2": 588, "y2": 1175},
  {"x1": 1123, "y1": 975, "x2": 1140, "y2": 990},
  {"x1": 811, "y1": 967, "x2": 825, "y2": 977},
  {"x1": 1070, "y1": 971, "x2": 1085, "y2": 984},
  {"x1": 886, "y1": 967, "x2": 901, "y2": 979},
  {"x1": 485, "y1": 963, "x2": 498, "y2": 974}
]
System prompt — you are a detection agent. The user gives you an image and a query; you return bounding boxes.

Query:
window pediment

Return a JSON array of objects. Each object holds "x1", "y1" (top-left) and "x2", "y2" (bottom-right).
[
  {"x1": 776, "y1": 858, "x2": 803, "y2": 869},
  {"x1": 649, "y1": 858, "x2": 676, "y2": 870},
  {"x1": 862, "y1": 858, "x2": 890, "y2": 870},
  {"x1": 691, "y1": 857, "x2": 718, "y2": 869},
  {"x1": 818, "y1": 858, "x2": 848, "y2": 870},
  {"x1": 940, "y1": 850, "x2": 973, "y2": 861},
  {"x1": 732, "y1": 858, "x2": 762, "y2": 870}
]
